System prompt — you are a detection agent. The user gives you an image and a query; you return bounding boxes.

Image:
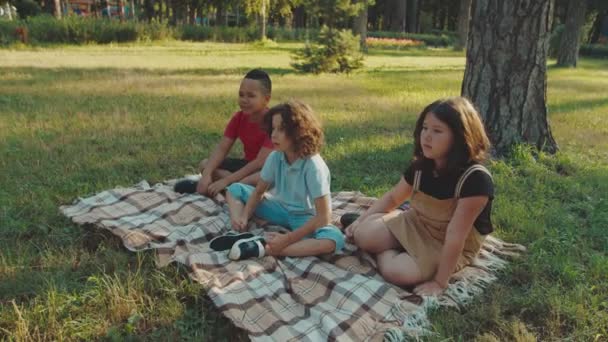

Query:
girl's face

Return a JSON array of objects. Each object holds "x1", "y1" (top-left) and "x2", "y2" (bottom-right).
[
  {"x1": 270, "y1": 114, "x2": 294, "y2": 154},
  {"x1": 420, "y1": 112, "x2": 454, "y2": 167},
  {"x1": 238, "y1": 78, "x2": 270, "y2": 116}
]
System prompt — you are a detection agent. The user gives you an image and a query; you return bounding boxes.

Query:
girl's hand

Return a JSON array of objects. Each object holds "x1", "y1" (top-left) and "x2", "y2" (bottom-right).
[
  {"x1": 208, "y1": 179, "x2": 229, "y2": 197},
  {"x1": 265, "y1": 232, "x2": 292, "y2": 256},
  {"x1": 232, "y1": 215, "x2": 249, "y2": 232},
  {"x1": 413, "y1": 280, "x2": 446, "y2": 296}
]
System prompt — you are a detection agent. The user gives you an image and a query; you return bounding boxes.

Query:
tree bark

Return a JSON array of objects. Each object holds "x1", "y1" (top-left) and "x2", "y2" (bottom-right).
[
  {"x1": 143, "y1": 0, "x2": 154, "y2": 21},
  {"x1": 396, "y1": 0, "x2": 407, "y2": 32},
  {"x1": 261, "y1": 0, "x2": 267, "y2": 40},
  {"x1": 407, "y1": 0, "x2": 419, "y2": 32},
  {"x1": 462, "y1": 0, "x2": 558, "y2": 155},
  {"x1": 54, "y1": 0, "x2": 61, "y2": 18},
  {"x1": 353, "y1": 0, "x2": 369, "y2": 51},
  {"x1": 557, "y1": 0, "x2": 587, "y2": 67},
  {"x1": 119, "y1": 0, "x2": 125, "y2": 21},
  {"x1": 455, "y1": 0, "x2": 472, "y2": 50},
  {"x1": 130, "y1": 0, "x2": 135, "y2": 19}
]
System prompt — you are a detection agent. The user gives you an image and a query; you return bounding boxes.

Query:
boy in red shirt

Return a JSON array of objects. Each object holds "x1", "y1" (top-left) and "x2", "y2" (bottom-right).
[{"x1": 174, "y1": 69, "x2": 273, "y2": 196}]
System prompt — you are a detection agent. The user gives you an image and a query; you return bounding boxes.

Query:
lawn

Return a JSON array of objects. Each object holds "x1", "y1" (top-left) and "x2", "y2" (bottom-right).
[{"x1": 1, "y1": 41, "x2": 607, "y2": 341}]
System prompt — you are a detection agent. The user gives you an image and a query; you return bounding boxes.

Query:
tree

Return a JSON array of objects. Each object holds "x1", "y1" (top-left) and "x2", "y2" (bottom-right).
[
  {"x1": 53, "y1": 0, "x2": 60, "y2": 18},
  {"x1": 462, "y1": 0, "x2": 558, "y2": 155},
  {"x1": 586, "y1": 0, "x2": 608, "y2": 44},
  {"x1": 352, "y1": 0, "x2": 371, "y2": 51},
  {"x1": 292, "y1": 0, "x2": 364, "y2": 73},
  {"x1": 556, "y1": 0, "x2": 587, "y2": 67},
  {"x1": 406, "y1": 0, "x2": 419, "y2": 32},
  {"x1": 455, "y1": 0, "x2": 472, "y2": 50}
]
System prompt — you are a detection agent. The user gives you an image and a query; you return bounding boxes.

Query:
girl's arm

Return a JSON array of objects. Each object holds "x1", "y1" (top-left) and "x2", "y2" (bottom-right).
[
  {"x1": 208, "y1": 146, "x2": 272, "y2": 196},
  {"x1": 198, "y1": 136, "x2": 235, "y2": 193},
  {"x1": 265, "y1": 195, "x2": 331, "y2": 255},
  {"x1": 414, "y1": 195, "x2": 489, "y2": 295},
  {"x1": 345, "y1": 177, "x2": 412, "y2": 238}
]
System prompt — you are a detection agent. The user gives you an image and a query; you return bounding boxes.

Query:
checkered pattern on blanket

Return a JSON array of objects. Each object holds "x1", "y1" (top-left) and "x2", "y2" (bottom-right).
[{"x1": 60, "y1": 180, "x2": 525, "y2": 341}]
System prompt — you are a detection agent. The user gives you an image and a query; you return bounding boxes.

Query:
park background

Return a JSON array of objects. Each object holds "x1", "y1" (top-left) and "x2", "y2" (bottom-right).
[{"x1": 1, "y1": 0, "x2": 608, "y2": 340}]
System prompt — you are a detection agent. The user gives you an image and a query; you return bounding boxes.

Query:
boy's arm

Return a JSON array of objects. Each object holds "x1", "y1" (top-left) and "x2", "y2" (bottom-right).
[
  {"x1": 198, "y1": 136, "x2": 234, "y2": 193},
  {"x1": 287, "y1": 195, "x2": 332, "y2": 243},
  {"x1": 242, "y1": 179, "x2": 270, "y2": 219},
  {"x1": 208, "y1": 146, "x2": 272, "y2": 195}
]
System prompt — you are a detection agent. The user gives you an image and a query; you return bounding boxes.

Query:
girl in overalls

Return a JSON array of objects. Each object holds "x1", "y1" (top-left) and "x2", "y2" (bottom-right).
[{"x1": 345, "y1": 97, "x2": 493, "y2": 296}]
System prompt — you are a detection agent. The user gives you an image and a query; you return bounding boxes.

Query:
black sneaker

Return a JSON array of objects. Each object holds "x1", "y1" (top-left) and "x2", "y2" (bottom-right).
[
  {"x1": 229, "y1": 236, "x2": 266, "y2": 260},
  {"x1": 174, "y1": 179, "x2": 198, "y2": 194},
  {"x1": 209, "y1": 231, "x2": 254, "y2": 251},
  {"x1": 340, "y1": 212, "x2": 360, "y2": 229}
]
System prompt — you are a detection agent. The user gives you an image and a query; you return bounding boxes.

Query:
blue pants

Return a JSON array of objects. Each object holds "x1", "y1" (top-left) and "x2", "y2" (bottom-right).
[{"x1": 227, "y1": 183, "x2": 345, "y2": 253}]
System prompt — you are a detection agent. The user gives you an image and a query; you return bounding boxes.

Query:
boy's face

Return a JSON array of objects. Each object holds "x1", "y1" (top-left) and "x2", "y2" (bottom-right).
[
  {"x1": 270, "y1": 114, "x2": 294, "y2": 153},
  {"x1": 238, "y1": 78, "x2": 270, "y2": 116}
]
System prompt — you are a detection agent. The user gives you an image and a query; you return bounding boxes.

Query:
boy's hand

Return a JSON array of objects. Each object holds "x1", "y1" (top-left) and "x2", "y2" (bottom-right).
[
  {"x1": 197, "y1": 175, "x2": 212, "y2": 195},
  {"x1": 265, "y1": 232, "x2": 292, "y2": 256},
  {"x1": 208, "y1": 179, "x2": 229, "y2": 197},
  {"x1": 344, "y1": 218, "x2": 361, "y2": 242},
  {"x1": 232, "y1": 215, "x2": 249, "y2": 232}
]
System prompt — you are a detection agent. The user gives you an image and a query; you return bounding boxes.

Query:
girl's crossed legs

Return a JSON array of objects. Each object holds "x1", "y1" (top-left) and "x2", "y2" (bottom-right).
[{"x1": 353, "y1": 213, "x2": 425, "y2": 286}]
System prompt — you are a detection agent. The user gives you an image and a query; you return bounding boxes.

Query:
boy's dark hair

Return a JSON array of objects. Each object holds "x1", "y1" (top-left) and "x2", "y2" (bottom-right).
[
  {"x1": 244, "y1": 69, "x2": 272, "y2": 96},
  {"x1": 264, "y1": 100, "x2": 324, "y2": 158}
]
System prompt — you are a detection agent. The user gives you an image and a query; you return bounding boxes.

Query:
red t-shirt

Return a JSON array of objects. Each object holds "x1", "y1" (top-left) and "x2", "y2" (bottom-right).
[{"x1": 223, "y1": 111, "x2": 273, "y2": 161}]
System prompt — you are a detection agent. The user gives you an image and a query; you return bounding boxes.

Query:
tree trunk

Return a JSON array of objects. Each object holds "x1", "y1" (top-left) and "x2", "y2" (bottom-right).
[
  {"x1": 353, "y1": 0, "x2": 369, "y2": 51},
  {"x1": 118, "y1": 0, "x2": 125, "y2": 21},
  {"x1": 406, "y1": 0, "x2": 419, "y2": 33},
  {"x1": 294, "y1": 6, "x2": 306, "y2": 28},
  {"x1": 556, "y1": 0, "x2": 587, "y2": 67},
  {"x1": 130, "y1": 0, "x2": 135, "y2": 19},
  {"x1": 455, "y1": 0, "x2": 472, "y2": 50},
  {"x1": 143, "y1": 0, "x2": 153, "y2": 21},
  {"x1": 215, "y1": 1, "x2": 222, "y2": 26},
  {"x1": 462, "y1": 0, "x2": 558, "y2": 155},
  {"x1": 54, "y1": 0, "x2": 61, "y2": 18},
  {"x1": 388, "y1": 0, "x2": 401, "y2": 31},
  {"x1": 107, "y1": 0, "x2": 112, "y2": 18},
  {"x1": 396, "y1": 0, "x2": 407, "y2": 32},
  {"x1": 261, "y1": 0, "x2": 266, "y2": 40}
]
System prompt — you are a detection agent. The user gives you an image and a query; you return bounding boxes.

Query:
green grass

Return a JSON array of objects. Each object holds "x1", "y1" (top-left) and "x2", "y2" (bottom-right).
[{"x1": 1, "y1": 42, "x2": 608, "y2": 341}]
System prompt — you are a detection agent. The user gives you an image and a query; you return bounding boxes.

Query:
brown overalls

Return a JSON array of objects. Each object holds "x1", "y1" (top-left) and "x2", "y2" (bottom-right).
[{"x1": 383, "y1": 164, "x2": 492, "y2": 280}]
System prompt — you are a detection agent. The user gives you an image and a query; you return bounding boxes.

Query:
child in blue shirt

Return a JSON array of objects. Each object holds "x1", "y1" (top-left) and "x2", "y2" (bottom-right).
[{"x1": 224, "y1": 100, "x2": 345, "y2": 260}]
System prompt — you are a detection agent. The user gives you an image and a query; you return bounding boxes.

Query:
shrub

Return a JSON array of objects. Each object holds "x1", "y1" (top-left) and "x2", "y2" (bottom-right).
[
  {"x1": 579, "y1": 44, "x2": 608, "y2": 58},
  {"x1": 0, "y1": 20, "x2": 18, "y2": 45},
  {"x1": 138, "y1": 20, "x2": 173, "y2": 41},
  {"x1": 291, "y1": 26, "x2": 364, "y2": 74},
  {"x1": 548, "y1": 24, "x2": 565, "y2": 58},
  {"x1": 367, "y1": 31, "x2": 454, "y2": 47},
  {"x1": 14, "y1": 0, "x2": 41, "y2": 18},
  {"x1": 365, "y1": 36, "x2": 424, "y2": 49}
]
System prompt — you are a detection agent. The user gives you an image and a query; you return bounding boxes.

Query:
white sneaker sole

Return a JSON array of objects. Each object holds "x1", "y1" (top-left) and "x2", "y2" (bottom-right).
[{"x1": 228, "y1": 237, "x2": 265, "y2": 260}]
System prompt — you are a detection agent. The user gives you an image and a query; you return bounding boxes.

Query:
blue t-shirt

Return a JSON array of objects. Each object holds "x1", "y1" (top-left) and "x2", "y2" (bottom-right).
[{"x1": 260, "y1": 151, "x2": 331, "y2": 216}]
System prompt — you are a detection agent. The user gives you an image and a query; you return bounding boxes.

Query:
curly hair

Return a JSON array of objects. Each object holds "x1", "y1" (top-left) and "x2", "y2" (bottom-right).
[
  {"x1": 264, "y1": 100, "x2": 324, "y2": 158},
  {"x1": 412, "y1": 97, "x2": 491, "y2": 174}
]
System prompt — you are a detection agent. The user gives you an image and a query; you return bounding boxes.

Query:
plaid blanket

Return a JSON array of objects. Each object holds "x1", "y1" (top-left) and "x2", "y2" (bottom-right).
[{"x1": 60, "y1": 180, "x2": 525, "y2": 341}]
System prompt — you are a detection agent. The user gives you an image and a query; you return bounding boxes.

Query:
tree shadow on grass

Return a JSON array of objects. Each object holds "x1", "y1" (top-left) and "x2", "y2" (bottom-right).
[
  {"x1": 0, "y1": 230, "x2": 249, "y2": 341},
  {"x1": 550, "y1": 96, "x2": 608, "y2": 115}
]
